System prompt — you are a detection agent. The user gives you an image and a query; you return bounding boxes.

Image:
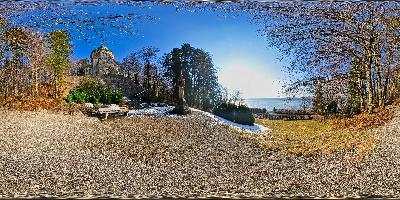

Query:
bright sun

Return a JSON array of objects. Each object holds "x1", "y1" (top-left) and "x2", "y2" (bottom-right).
[{"x1": 218, "y1": 65, "x2": 282, "y2": 98}]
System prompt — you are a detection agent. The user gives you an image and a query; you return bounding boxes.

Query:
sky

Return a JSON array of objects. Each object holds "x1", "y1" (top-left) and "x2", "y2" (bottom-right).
[{"x1": 70, "y1": 3, "x2": 286, "y2": 98}]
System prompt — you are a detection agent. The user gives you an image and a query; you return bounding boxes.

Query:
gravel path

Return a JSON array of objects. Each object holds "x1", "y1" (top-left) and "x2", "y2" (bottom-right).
[{"x1": 0, "y1": 109, "x2": 399, "y2": 198}]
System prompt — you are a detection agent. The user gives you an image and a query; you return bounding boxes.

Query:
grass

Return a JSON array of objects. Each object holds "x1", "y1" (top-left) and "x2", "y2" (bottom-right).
[{"x1": 255, "y1": 108, "x2": 395, "y2": 158}]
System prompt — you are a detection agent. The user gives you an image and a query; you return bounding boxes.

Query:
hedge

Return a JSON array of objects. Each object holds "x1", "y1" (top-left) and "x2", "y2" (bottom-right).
[
  {"x1": 213, "y1": 102, "x2": 255, "y2": 126},
  {"x1": 66, "y1": 78, "x2": 123, "y2": 105}
]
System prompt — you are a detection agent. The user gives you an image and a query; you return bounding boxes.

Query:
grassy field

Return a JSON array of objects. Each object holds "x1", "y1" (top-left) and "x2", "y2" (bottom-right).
[{"x1": 255, "y1": 108, "x2": 395, "y2": 158}]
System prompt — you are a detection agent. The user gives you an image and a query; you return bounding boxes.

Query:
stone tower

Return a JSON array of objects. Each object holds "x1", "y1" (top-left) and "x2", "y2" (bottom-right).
[{"x1": 90, "y1": 44, "x2": 120, "y2": 76}]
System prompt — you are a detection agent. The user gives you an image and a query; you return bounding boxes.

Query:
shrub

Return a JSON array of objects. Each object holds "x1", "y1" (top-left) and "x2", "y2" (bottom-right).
[
  {"x1": 326, "y1": 100, "x2": 338, "y2": 115},
  {"x1": 112, "y1": 90, "x2": 123, "y2": 104},
  {"x1": 73, "y1": 91, "x2": 87, "y2": 103},
  {"x1": 66, "y1": 93, "x2": 73, "y2": 104},
  {"x1": 313, "y1": 99, "x2": 339, "y2": 116},
  {"x1": 144, "y1": 95, "x2": 164, "y2": 103},
  {"x1": 66, "y1": 78, "x2": 123, "y2": 105},
  {"x1": 99, "y1": 87, "x2": 113, "y2": 104},
  {"x1": 213, "y1": 102, "x2": 255, "y2": 125}
]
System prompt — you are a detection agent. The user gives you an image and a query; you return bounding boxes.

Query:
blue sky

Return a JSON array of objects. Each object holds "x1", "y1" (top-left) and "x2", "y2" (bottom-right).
[{"x1": 70, "y1": 3, "x2": 286, "y2": 98}]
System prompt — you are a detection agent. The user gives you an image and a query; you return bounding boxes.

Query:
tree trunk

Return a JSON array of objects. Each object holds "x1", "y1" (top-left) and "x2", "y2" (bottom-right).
[
  {"x1": 35, "y1": 68, "x2": 39, "y2": 96},
  {"x1": 374, "y1": 56, "x2": 384, "y2": 109},
  {"x1": 31, "y1": 65, "x2": 35, "y2": 96},
  {"x1": 366, "y1": 56, "x2": 374, "y2": 113},
  {"x1": 384, "y1": 57, "x2": 392, "y2": 104},
  {"x1": 357, "y1": 73, "x2": 365, "y2": 111},
  {"x1": 54, "y1": 79, "x2": 58, "y2": 99},
  {"x1": 13, "y1": 66, "x2": 18, "y2": 96}
]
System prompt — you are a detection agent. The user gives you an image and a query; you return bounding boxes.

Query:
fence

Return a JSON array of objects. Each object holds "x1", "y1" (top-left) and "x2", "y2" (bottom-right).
[{"x1": 250, "y1": 108, "x2": 314, "y2": 120}]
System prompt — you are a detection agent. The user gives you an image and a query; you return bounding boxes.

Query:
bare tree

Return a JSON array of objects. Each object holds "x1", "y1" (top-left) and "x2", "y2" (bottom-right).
[
  {"x1": 219, "y1": 1, "x2": 400, "y2": 114},
  {"x1": 26, "y1": 31, "x2": 48, "y2": 96}
]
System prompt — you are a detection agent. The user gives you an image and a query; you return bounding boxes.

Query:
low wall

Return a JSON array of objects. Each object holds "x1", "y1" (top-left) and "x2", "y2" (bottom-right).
[
  {"x1": 255, "y1": 113, "x2": 313, "y2": 120},
  {"x1": 251, "y1": 108, "x2": 314, "y2": 120}
]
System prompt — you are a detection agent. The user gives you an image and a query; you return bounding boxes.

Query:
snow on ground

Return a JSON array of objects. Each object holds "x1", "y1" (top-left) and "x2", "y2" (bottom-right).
[
  {"x1": 190, "y1": 108, "x2": 270, "y2": 134},
  {"x1": 127, "y1": 106, "x2": 269, "y2": 133},
  {"x1": 127, "y1": 106, "x2": 176, "y2": 117}
]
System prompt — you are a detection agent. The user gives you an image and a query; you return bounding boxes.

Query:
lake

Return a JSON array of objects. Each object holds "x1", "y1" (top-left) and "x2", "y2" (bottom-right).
[{"x1": 244, "y1": 98, "x2": 311, "y2": 111}]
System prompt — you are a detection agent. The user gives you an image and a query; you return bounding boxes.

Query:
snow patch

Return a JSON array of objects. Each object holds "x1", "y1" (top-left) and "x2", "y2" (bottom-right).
[
  {"x1": 127, "y1": 106, "x2": 270, "y2": 133},
  {"x1": 127, "y1": 106, "x2": 176, "y2": 117},
  {"x1": 190, "y1": 108, "x2": 270, "y2": 134},
  {"x1": 84, "y1": 103, "x2": 94, "y2": 108}
]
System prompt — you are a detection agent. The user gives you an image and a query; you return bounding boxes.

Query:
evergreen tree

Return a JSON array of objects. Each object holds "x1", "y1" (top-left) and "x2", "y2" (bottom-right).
[
  {"x1": 48, "y1": 30, "x2": 72, "y2": 99},
  {"x1": 121, "y1": 47, "x2": 161, "y2": 102},
  {"x1": 162, "y1": 43, "x2": 222, "y2": 111},
  {"x1": 140, "y1": 47, "x2": 159, "y2": 102},
  {"x1": 121, "y1": 52, "x2": 141, "y2": 81}
]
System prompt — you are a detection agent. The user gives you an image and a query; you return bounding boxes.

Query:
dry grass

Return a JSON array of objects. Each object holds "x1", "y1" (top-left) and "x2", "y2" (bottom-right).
[
  {"x1": 0, "y1": 95, "x2": 61, "y2": 110},
  {"x1": 256, "y1": 108, "x2": 395, "y2": 158},
  {"x1": 331, "y1": 108, "x2": 394, "y2": 130},
  {"x1": 0, "y1": 76, "x2": 82, "y2": 111},
  {"x1": 0, "y1": 94, "x2": 87, "y2": 114}
]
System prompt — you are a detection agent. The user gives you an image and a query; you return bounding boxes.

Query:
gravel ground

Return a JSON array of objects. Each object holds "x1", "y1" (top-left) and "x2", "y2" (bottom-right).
[{"x1": 0, "y1": 109, "x2": 399, "y2": 198}]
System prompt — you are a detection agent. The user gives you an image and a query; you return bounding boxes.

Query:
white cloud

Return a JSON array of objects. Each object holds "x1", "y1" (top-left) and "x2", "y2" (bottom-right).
[{"x1": 218, "y1": 65, "x2": 282, "y2": 98}]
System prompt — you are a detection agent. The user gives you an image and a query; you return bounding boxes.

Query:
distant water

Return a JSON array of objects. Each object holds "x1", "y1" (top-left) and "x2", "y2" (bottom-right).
[{"x1": 244, "y1": 98, "x2": 310, "y2": 111}]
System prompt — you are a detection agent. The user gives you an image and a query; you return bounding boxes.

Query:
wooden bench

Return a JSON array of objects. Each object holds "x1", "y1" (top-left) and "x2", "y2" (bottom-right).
[{"x1": 98, "y1": 106, "x2": 129, "y2": 119}]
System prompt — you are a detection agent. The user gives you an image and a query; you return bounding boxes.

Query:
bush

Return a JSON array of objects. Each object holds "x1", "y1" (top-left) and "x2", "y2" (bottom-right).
[
  {"x1": 66, "y1": 93, "x2": 73, "y2": 104},
  {"x1": 213, "y1": 102, "x2": 255, "y2": 125},
  {"x1": 144, "y1": 95, "x2": 164, "y2": 103},
  {"x1": 325, "y1": 100, "x2": 338, "y2": 115},
  {"x1": 74, "y1": 91, "x2": 87, "y2": 103},
  {"x1": 66, "y1": 78, "x2": 123, "y2": 105},
  {"x1": 313, "y1": 99, "x2": 339, "y2": 116}
]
